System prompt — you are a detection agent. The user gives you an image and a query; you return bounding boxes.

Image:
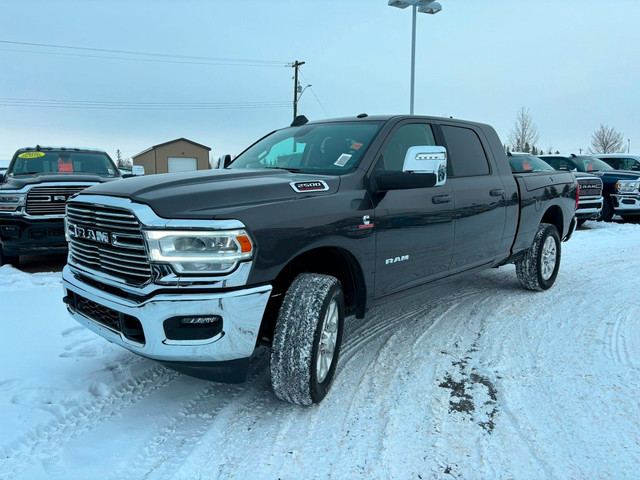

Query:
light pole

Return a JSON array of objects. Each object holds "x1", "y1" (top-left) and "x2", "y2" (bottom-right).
[{"x1": 388, "y1": 0, "x2": 442, "y2": 115}]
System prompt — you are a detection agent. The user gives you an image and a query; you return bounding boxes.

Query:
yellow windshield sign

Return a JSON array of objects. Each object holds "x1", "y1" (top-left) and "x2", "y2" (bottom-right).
[{"x1": 18, "y1": 152, "x2": 45, "y2": 159}]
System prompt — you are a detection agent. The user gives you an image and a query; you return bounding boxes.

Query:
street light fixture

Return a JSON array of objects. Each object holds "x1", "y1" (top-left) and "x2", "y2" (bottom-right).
[{"x1": 388, "y1": 0, "x2": 443, "y2": 115}]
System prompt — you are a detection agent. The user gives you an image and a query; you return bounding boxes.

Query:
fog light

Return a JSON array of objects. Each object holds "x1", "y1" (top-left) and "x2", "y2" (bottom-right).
[
  {"x1": 180, "y1": 316, "x2": 221, "y2": 325},
  {"x1": 164, "y1": 315, "x2": 223, "y2": 341}
]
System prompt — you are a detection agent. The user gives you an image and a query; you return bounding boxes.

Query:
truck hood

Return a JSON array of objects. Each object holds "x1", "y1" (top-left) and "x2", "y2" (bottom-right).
[
  {"x1": 594, "y1": 170, "x2": 640, "y2": 181},
  {"x1": 0, "y1": 173, "x2": 120, "y2": 191},
  {"x1": 79, "y1": 169, "x2": 340, "y2": 219}
]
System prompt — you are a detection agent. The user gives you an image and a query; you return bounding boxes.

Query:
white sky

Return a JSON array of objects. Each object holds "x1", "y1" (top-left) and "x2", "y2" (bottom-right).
[{"x1": 1, "y1": 0, "x2": 639, "y2": 161}]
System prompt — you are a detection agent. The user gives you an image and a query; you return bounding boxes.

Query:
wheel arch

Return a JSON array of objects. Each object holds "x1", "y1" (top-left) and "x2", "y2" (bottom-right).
[
  {"x1": 540, "y1": 205, "x2": 564, "y2": 237},
  {"x1": 258, "y1": 246, "x2": 367, "y2": 343}
]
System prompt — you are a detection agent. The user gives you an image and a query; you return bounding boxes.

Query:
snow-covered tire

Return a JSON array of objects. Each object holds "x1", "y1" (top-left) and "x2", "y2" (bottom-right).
[
  {"x1": 270, "y1": 273, "x2": 344, "y2": 406},
  {"x1": 515, "y1": 223, "x2": 561, "y2": 291}
]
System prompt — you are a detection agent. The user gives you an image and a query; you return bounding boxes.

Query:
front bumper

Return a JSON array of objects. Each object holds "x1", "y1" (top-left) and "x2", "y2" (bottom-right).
[
  {"x1": 575, "y1": 195, "x2": 603, "y2": 219},
  {"x1": 611, "y1": 194, "x2": 640, "y2": 214},
  {"x1": 0, "y1": 216, "x2": 67, "y2": 255},
  {"x1": 62, "y1": 265, "x2": 272, "y2": 381}
]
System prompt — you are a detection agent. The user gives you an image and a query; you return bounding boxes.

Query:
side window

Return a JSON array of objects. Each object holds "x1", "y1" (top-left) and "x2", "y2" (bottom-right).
[
  {"x1": 440, "y1": 125, "x2": 490, "y2": 177},
  {"x1": 620, "y1": 158, "x2": 640, "y2": 170},
  {"x1": 381, "y1": 123, "x2": 436, "y2": 171}
]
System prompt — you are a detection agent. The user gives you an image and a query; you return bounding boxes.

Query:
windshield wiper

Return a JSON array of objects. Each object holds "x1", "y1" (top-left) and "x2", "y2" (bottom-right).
[
  {"x1": 13, "y1": 171, "x2": 41, "y2": 175},
  {"x1": 264, "y1": 166, "x2": 302, "y2": 173}
]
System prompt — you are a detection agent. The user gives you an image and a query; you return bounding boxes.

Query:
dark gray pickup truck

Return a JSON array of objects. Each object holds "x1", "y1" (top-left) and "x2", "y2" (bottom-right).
[
  {"x1": 0, "y1": 146, "x2": 122, "y2": 266},
  {"x1": 62, "y1": 115, "x2": 577, "y2": 405}
]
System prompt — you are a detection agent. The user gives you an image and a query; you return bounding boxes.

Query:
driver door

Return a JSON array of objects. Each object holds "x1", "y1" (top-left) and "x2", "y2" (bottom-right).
[{"x1": 372, "y1": 122, "x2": 454, "y2": 298}]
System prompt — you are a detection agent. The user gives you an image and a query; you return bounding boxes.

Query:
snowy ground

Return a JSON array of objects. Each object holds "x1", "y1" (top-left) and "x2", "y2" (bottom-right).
[{"x1": 1, "y1": 221, "x2": 639, "y2": 480}]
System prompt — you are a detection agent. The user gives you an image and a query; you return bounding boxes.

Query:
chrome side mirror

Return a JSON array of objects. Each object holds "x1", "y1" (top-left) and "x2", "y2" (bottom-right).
[{"x1": 402, "y1": 146, "x2": 447, "y2": 186}]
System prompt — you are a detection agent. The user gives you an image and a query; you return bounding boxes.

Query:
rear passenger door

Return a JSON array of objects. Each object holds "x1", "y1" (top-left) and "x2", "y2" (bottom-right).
[{"x1": 439, "y1": 123, "x2": 507, "y2": 272}]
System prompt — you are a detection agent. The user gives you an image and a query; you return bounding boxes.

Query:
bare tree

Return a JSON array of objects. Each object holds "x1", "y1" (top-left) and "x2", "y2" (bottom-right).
[
  {"x1": 589, "y1": 124, "x2": 625, "y2": 154},
  {"x1": 115, "y1": 149, "x2": 131, "y2": 168},
  {"x1": 508, "y1": 107, "x2": 540, "y2": 153}
]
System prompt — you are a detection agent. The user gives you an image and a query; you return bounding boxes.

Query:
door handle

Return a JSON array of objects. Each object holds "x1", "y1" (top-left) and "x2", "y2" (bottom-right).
[
  {"x1": 432, "y1": 194, "x2": 452, "y2": 204},
  {"x1": 490, "y1": 188, "x2": 505, "y2": 197}
]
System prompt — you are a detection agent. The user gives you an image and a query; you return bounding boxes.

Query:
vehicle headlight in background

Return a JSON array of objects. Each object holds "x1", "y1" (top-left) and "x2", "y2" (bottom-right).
[
  {"x1": 0, "y1": 193, "x2": 26, "y2": 212},
  {"x1": 616, "y1": 180, "x2": 640, "y2": 194},
  {"x1": 144, "y1": 230, "x2": 254, "y2": 274}
]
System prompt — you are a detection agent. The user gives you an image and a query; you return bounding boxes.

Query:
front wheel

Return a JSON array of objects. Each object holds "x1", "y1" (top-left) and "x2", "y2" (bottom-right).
[
  {"x1": 270, "y1": 273, "x2": 344, "y2": 406},
  {"x1": 596, "y1": 198, "x2": 614, "y2": 222},
  {"x1": 0, "y1": 246, "x2": 20, "y2": 267},
  {"x1": 515, "y1": 223, "x2": 561, "y2": 291}
]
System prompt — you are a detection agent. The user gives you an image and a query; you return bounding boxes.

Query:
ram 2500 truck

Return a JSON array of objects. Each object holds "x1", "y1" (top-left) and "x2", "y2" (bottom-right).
[
  {"x1": 62, "y1": 115, "x2": 577, "y2": 405},
  {"x1": 0, "y1": 146, "x2": 122, "y2": 266},
  {"x1": 539, "y1": 154, "x2": 640, "y2": 222}
]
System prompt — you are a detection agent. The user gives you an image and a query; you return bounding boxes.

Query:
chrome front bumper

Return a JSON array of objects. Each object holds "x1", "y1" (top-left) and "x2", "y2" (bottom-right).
[
  {"x1": 576, "y1": 195, "x2": 603, "y2": 218},
  {"x1": 62, "y1": 265, "x2": 272, "y2": 364},
  {"x1": 611, "y1": 194, "x2": 640, "y2": 213}
]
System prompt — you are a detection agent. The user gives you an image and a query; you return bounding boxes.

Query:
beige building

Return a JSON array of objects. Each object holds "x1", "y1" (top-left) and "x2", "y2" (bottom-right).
[{"x1": 132, "y1": 138, "x2": 211, "y2": 175}]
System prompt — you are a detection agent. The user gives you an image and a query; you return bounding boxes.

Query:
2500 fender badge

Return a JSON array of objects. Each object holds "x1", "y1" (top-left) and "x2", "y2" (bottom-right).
[{"x1": 290, "y1": 180, "x2": 329, "y2": 193}]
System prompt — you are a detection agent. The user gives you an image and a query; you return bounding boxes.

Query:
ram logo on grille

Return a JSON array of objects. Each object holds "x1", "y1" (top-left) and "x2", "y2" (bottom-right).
[{"x1": 67, "y1": 223, "x2": 111, "y2": 244}]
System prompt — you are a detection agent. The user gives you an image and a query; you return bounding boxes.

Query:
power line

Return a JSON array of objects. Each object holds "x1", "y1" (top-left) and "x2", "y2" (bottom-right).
[
  {"x1": 0, "y1": 39, "x2": 288, "y2": 66},
  {"x1": 0, "y1": 97, "x2": 292, "y2": 111},
  {"x1": 300, "y1": 71, "x2": 330, "y2": 118},
  {"x1": 0, "y1": 47, "x2": 288, "y2": 68}
]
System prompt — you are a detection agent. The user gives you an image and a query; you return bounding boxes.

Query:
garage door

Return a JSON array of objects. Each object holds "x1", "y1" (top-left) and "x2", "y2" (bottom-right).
[{"x1": 168, "y1": 157, "x2": 197, "y2": 173}]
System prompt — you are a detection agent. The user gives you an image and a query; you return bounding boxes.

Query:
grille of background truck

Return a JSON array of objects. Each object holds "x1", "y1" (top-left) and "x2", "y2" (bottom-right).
[
  {"x1": 26, "y1": 186, "x2": 88, "y2": 215},
  {"x1": 66, "y1": 202, "x2": 152, "y2": 284},
  {"x1": 577, "y1": 178, "x2": 602, "y2": 197}
]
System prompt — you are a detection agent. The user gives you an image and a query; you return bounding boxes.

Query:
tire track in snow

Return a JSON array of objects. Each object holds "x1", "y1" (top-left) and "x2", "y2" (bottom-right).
[
  {"x1": 0, "y1": 365, "x2": 180, "y2": 480},
  {"x1": 117, "y1": 354, "x2": 270, "y2": 480},
  {"x1": 605, "y1": 313, "x2": 639, "y2": 370}
]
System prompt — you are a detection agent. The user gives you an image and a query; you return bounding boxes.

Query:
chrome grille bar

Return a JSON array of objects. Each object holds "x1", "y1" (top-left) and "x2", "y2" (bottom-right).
[
  {"x1": 26, "y1": 185, "x2": 88, "y2": 215},
  {"x1": 66, "y1": 201, "x2": 152, "y2": 284}
]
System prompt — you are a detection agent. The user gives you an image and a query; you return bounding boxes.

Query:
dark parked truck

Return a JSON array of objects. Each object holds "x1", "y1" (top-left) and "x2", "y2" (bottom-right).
[
  {"x1": 0, "y1": 146, "x2": 122, "y2": 265},
  {"x1": 539, "y1": 154, "x2": 640, "y2": 222},
  {"x1": 62, "y1": 115, "x2": 577, "y2": 405}
]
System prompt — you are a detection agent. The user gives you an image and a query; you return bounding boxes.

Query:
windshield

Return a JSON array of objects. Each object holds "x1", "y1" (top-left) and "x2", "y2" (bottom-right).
[
  {"x1": 8, "y1": 150, "x2": 119, "y2": 177},
  {"x1": 509, "y1": 155, "x2": 555, "y2": 173},
  {"x1": 228, "y1": 122, "x2": 383, "y2": 175},
  {"x1": 573, "y1": 156, "x2": 614, "y2": 172}
]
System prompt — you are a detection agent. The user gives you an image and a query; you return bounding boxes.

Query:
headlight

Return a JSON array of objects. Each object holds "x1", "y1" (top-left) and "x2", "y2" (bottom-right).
[
  {"x1": 0, "y1": 193, "x2": 26, "y2": 212},
  {"x1": 144, "y1": 230, "x2": 254, "y2": 274},
  {"x1": 616, "y1": 180, "x2": 640, "y2": 194}
]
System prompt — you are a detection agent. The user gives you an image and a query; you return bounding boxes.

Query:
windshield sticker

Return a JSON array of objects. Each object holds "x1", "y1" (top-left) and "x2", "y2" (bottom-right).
[
  {"x1": 58, "y1": 158, "x2": 73, "y2": 172},
  {"x1": 290, "y1": 180, "x2": 329, "y2": 193},
  {"x1": 350, "y1": 142, "x2": 363, "y2": 150},
  {"x1": 18, "y1": 152, "x2": 45, "y2": 159},
  {"x1": 334, "y1": 153, "x2": 352, "y2": 167}
]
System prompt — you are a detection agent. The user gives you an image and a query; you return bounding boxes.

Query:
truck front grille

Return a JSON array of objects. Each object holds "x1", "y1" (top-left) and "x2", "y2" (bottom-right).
[
  {"x1": 66, "y1": 202, "x2": 152, "y2": 284},
  {"x1": 26, "y1": 186, "x2": 88, "y2": 215},
  {"x1": 577, "y1": 178, "x2": 602, "y2": 197}
]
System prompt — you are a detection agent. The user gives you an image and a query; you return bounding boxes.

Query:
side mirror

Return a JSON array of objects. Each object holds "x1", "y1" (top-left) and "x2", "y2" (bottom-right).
[
  {"x1": 131, "y1": 165, "x2": 145, "y2": 176},
  {"x1": 402, "y1": 146, "x2": 447, "y2": 186},
  {"x1": 220, "y1": 154, "x2": 232, "y2": 169}
]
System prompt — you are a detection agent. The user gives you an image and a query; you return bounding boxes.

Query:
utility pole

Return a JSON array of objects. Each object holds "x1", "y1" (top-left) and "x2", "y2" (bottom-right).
[{"x1": 291, "y1": 60, "x2": 305, "y2": 121}]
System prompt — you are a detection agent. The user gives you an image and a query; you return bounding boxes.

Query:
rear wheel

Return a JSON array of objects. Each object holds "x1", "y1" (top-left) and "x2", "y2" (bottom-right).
[
  {"x1": 270, "y1": 273, "x2": 344, "y2": 406},
  {"x1": 515, "y1": 223, "x2": 561, "y2": 291}
]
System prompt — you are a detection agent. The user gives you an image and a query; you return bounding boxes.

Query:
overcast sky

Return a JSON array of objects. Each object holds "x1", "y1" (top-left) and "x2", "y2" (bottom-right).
[{"x1": 1, "y1": 0, "x2": 639, "y2": 161}]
